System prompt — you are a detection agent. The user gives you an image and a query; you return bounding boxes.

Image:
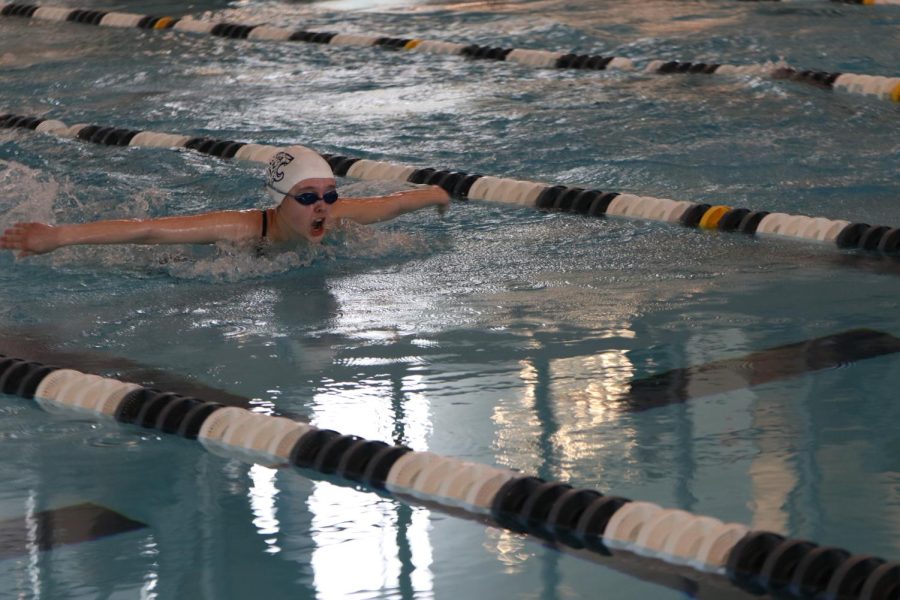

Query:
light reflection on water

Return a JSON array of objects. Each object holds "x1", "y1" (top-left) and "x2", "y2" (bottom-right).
[
  {"x1": 249, "y1": 464, "x2": 282, "y2": 552},
  {"x1": 309, "y1": 482, "x2": 434, "y2": 599}
]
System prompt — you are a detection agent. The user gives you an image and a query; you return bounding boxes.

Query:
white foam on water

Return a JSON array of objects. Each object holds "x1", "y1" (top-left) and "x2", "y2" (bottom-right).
[
  {"x1": 164, "y1": 242, "x2": 319, "y2": 283},
  {"x1": 326, "y1": 219, "x2": 434, "y2": 260},
  {"x1": 0, "y1": 159, "x2": 64, "y2": 229}
]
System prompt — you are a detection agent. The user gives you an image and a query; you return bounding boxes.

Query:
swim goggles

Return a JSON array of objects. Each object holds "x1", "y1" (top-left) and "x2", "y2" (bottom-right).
[{"x1": 267, "y1": 185, "x2": 339, "y2": 206}]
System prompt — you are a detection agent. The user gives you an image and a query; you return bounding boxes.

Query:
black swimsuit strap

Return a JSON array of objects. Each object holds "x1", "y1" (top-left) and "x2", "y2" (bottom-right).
[{"x1": 260, "y1": 209, "x2": 268, "y2": 239}]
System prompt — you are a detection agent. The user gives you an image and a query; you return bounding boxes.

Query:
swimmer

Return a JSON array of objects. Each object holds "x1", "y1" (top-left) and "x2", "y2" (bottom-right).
[{"x1": 0, "y1": 146, "x2": 450, "y2": 258}]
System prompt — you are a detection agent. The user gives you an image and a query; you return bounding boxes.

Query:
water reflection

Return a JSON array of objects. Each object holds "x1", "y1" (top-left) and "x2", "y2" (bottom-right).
[
  {"x1": 545, "y1": 350, "x2": 636, "y2": 482},
  {"x1": 139, "y1": 534, "x2": 161, "y2": 600},
  {"x1": 308, "y1": 340, "x2": 435, "y2": 598},
  {"x1": 26, "y1": 491, "x2": 40, "y2": 600},
  {"x1": 341, "y1": 0, "x2": 745, "y2": 37},
  {"x1": 309, "y1": 482, "x2": 433, "y2": 599},
  {"x1": 483, "y1": 324, "x2": 636, "y2": 597},
  {"x1": 249, "y1": 465, "x2": 281, "y2": 554}
]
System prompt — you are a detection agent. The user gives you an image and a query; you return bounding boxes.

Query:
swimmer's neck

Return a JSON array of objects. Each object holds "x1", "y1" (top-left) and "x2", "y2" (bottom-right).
[{"x1": 268, "y1": 206, "x2": 304, "y2": 244}]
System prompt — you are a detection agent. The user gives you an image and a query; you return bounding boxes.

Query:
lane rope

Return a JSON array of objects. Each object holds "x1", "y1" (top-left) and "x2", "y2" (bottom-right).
[
  {"x1": 1, "y1": 3, "x2": 899, "y2": 104},
  {"x1": 2, "y1": 112, "x2": 900, "y2": 263},
  {"x1": 1, "y1": 353, "x2": 898, "y2": 599}
]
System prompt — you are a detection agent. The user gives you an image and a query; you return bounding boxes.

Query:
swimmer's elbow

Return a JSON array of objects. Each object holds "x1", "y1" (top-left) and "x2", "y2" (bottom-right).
[
  {"x1": 132, "y1": 216, "x2": 248, "y2": 245},
  {"x1": 129, "y1": 222, "x2": 172, "y2": 244}
]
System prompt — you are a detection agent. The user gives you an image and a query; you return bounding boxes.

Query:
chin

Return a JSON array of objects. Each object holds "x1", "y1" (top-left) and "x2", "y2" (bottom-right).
[{"x1": 304, "y1": 229, "x2": 326, "y2": 243}]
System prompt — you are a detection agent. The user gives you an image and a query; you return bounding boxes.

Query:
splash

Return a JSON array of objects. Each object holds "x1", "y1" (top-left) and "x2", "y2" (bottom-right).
[
  {"x1": 326, "y1": 219, "x2": 435, "y2": 260},
  {"x1": 33, "y1": 225, "x2": 435, "y2": 284},
  {"x1": 324, "y1": 181, "x2": 443, "y2": 260},
  {"x1": 0, "y1": 160, "x2": 62, "y2": 228},
  {"x1": 163, "y1": 221, "x2": 438, "y2": 283},
  {"x1": 163, "y1": 243, "x2": 319, "y2": 283},
  {"x1": 79, "y1": 187, "x2": 168, "y2": 222}
]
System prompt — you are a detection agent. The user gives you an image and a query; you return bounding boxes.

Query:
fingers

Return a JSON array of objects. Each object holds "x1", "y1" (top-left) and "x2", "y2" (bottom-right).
[
  {"x1": 1, "y1": 223, "x2": 36, "y2": 252},
  {"x1": 2, "y1": 231, "x2": 29, "y2": 256},
  {"x1": 3, "y1": 223, "x2": 32, "y2": 235},
  {"x1": 1, "y1": 227, "x2": 25, "y2": 249},
  {"x1": 0, "y1": 233, "x2": 19, "y2": 250}
]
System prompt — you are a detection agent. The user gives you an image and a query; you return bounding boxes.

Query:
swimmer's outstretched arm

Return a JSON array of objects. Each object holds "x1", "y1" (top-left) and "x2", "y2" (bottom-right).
[
  {"x1": 332, "y1": 186, "x2": 450, "y2": 225},
  {"x1": 0, "y1": 211, "x2": 259, "y2": 258}
]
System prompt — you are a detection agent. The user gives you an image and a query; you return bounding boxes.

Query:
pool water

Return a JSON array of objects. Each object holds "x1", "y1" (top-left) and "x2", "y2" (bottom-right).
[{"x1": 0, "y1": 0, "x2": 898, "y2": 598}]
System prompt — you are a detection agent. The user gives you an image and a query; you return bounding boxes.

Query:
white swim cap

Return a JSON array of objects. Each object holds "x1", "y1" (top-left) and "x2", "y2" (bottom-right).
[{"x1": 265, "y1": 145, "x2": 335, "y2": 201}]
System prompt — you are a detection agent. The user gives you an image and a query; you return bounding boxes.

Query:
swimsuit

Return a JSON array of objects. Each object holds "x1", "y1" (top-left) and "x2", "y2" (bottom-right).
[{"x1": 255, "y1": 209, "x2": 269, "y2": 257}]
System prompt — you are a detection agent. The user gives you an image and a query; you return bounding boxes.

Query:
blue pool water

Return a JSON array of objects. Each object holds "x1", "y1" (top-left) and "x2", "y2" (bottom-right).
[{"x1": 0, "y1": 0, "x2": 899, "y2": 598}]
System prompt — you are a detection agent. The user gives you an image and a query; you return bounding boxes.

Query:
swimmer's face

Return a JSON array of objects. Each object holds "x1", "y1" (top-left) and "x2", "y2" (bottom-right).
[{"x1": 278, "y1": 177, "x2": 338, "y2": 243}]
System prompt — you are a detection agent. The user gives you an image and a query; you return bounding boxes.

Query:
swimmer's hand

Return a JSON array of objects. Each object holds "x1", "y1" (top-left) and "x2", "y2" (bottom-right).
[
  {"x1": 0, "y1": 222, "x2": 60, "y2": 258},
  {"x1": 433, "y1": 186, "x2": 450, "y2": 217}
]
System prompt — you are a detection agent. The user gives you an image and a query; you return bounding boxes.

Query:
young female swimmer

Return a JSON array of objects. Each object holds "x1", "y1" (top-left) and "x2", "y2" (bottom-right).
[{"x1": 0, "y1": 146, "x2": 450, "y2": 258}]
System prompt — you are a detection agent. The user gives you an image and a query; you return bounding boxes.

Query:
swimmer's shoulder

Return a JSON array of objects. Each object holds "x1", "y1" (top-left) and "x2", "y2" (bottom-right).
[{"x1": 220, "y1": 209, "x2": 267, "y2": 225}]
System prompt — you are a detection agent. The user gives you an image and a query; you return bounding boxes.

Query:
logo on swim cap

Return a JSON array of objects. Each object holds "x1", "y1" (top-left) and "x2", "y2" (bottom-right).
[
  {"x1": 266, "y1": 151, "x2": 295, "y2": 187},
  {"x1": 264, "y1": 145, "x2": 335, "y2": 202}
]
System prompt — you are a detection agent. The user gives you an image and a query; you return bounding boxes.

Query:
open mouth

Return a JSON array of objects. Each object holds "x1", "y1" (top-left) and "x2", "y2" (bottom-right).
[{"x1": 310, "y1": 218, "x2": 326, "y2": 237}]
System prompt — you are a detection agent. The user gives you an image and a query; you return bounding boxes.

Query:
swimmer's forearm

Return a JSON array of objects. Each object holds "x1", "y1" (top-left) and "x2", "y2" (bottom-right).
[
  {"x1": 54, "y1": 220, "x2": 159, "y2": 246},
  {"x1": 56, "y1": 220, "x2": 209, "y2": 246},
  {"x1": 337, "y1": 187, "x2": 450, "y2": 224},
  {"x1": 394, "y1": 187, "x2": 451, "y2": 214}
]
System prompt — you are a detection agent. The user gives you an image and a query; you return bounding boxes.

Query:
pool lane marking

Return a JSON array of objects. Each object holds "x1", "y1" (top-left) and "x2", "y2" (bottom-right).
[
  {"x1": 624, "y1": 328, "x2": 900, "y2": 412},
  {"x1": 0, "y1": 502, "x2": 146, "y2": 560},
  {"x1": 0, "y1": 3, "x2": 898, "y2": 104},
  {"x1": 1, "y1": 353, "x2": 897, "y2": 598},
  {"x1": 3, "y1": 112, "x2": 900, "y2": 267},
  {"x1": 0, "y1": 331, "x2": 306, "y2": 420}
]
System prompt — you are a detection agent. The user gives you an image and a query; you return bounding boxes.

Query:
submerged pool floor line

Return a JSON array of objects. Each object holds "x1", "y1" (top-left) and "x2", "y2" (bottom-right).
[
  {"x1": 0, "y1": 352, "x2": 897, "y2": 599},
  {"x1": 624, "y1": 328, "x2": 900, "y2": 411},
  {"x1": 1, "y1": 3, "x2": 898, "y2": 105},
  {"x1": 0, "y1": 502, "x2": 146, "y2": 559},
  {"x1": 2, "y1": 112, "x2": 900, "y2": 267}
]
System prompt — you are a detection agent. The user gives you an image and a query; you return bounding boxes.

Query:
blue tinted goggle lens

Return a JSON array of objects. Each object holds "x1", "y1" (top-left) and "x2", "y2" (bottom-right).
[{"x1": 291, "y1": 190, "x2": 339, "y2": 206}]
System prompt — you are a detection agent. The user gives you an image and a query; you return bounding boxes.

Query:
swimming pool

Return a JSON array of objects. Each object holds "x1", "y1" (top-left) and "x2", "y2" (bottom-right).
[{"x1": 0, "y1": 0, "x2": 899, "y2": 597}]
